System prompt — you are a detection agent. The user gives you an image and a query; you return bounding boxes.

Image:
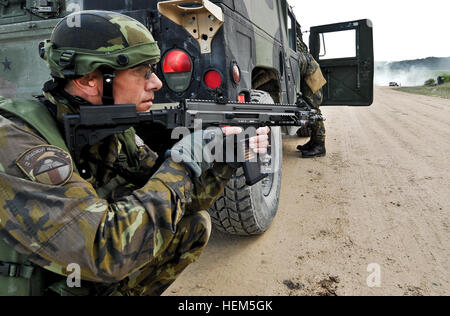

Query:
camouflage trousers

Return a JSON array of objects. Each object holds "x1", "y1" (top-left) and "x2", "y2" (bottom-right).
[
  {"x1": 311, "y1": 107, "x2": 326, "y2": 143},
  {"x1": 109, "y1": 211, "x2": 211, "y2": 296},
  {"x1": 303, "y1": 90, "x2": 326, "y2": 143}
]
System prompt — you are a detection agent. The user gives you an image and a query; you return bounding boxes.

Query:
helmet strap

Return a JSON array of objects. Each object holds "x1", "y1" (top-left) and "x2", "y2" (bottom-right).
[{"x1": 101, "y1": 68, "x2": 116, "y2": 105}]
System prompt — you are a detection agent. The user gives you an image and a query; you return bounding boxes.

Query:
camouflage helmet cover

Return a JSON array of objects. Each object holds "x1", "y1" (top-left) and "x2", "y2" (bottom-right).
[{"x1": 42, "y1": 10, "x2": 161, "y2": 79}]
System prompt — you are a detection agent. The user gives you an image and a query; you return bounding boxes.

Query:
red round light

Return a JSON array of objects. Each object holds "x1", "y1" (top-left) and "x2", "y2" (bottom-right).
[
  {"x1": 232, "y1": 64, "x2": 241, "y2": 84},
  {"x1": 204, "y1": 70, "x2": 222, "y2": 89},
  {"x1": 163, "y1": 50, "x2": 192, "y2": 73}
]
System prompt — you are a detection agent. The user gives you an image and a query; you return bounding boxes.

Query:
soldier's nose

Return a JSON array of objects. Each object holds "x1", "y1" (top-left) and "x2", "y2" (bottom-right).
[{"x1": 146, "y1": 73, "x2": 163, "y2": 91}]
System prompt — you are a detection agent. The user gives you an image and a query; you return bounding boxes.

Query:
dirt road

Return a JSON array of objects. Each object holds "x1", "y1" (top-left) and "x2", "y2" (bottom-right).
[{"x1": 165, "y1": 87, "x2": 450, "y2": 296}]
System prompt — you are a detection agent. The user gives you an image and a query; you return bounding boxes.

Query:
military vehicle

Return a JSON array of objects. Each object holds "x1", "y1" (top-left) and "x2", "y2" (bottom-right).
[{"x1": 0, "y1": 0, "x2": 374, "y2": 235}]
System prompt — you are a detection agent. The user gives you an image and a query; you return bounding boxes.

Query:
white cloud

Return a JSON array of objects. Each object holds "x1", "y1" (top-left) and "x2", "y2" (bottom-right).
[{"x1": 290, "y1": 0, "x2": 449, "y2": 61}]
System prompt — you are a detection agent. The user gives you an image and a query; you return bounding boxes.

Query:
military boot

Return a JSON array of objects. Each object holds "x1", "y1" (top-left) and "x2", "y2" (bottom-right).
[
  {"x1": 296, "y1": 139, "x2": 315, "y2": 152},
  {"x1": 301, "y1": 140, "x2": 326, "y2": 158}
]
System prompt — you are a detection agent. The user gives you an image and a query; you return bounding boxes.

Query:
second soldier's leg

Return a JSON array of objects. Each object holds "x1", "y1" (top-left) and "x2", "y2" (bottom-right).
[
  {"x1": 111, "y1": 211, "x2": 212, "y2": 296},
  {"x1": 301, "y1": 107, "x2": 326, "y2": 158},
  {"x1": 297, "y1": 84, "x2": 325, "y2": 155}
]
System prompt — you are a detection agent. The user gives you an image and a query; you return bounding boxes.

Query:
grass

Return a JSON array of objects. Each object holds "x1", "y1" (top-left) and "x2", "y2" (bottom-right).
[{"x1": 394, "y1": 82, "x2": 450, "y2": 100}]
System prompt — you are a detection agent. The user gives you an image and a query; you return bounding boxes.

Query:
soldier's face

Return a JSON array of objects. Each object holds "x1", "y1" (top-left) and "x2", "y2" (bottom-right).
[{"x1": 113, "y1": 64, "x2": 163, "y2": 112}]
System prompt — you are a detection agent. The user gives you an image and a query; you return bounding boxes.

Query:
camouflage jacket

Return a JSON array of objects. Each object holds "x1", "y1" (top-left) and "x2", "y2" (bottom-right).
[
  {"x1": 296, "y1": 29, "x2": 326, "y2": 108},
  {"x1": 0, "y1": 93, "x2": 234, "y2": 283}
]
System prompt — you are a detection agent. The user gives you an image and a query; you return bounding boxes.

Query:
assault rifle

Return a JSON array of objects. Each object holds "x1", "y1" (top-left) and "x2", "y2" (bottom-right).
[{"x1": 63, "y1": 97, "x2": 324, "y2": 185}]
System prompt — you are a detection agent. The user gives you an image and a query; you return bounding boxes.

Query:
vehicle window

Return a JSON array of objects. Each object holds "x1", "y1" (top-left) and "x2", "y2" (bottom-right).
[
  {"x1": 287, "y1": 12, "x2": 296, "y2": 51},
  {"x1": 319, "y1": 29, "x2": 356, "y2": 60}
]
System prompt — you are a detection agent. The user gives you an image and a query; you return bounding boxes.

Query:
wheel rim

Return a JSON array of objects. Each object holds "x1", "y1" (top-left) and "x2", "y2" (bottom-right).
[
  {"x1": 261, "y1": 172, "x2": 274, "y2": 197},
  {"x1": 260, "y1": 132, "x2": 276, "y2": 197}
]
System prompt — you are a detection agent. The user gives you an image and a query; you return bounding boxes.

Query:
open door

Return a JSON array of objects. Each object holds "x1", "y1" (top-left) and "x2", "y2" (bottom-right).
[{"x1": 309, "y1": 19, "x2": 374, "y2": 106}]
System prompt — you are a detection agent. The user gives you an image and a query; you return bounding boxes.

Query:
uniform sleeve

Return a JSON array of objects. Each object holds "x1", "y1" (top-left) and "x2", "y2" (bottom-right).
[
  {"x1": 187, "y1": 163, "x2": 236, "y2": 214},
  {"x1": 0, "y1": 115, "x2": 195, "y2": 283}
]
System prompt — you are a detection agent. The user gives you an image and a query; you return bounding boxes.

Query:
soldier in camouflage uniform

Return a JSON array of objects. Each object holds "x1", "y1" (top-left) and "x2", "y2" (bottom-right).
[
  {"x1": 0, "y1": 11, "x2": 269, "y2": 296},
  {"x1": 295, "y1": 24, "x2": 327, "y2": 158}
]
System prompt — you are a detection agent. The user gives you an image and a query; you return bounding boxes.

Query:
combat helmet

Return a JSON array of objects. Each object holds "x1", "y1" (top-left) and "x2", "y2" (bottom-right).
[{"x1": 40, "y1": 10, "x2": 161, "y2": 104}]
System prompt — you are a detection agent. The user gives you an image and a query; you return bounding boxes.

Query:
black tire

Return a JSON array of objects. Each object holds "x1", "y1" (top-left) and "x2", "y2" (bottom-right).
[{"x1": 208, "y1": 90, "x2": 283, "y2": 235}]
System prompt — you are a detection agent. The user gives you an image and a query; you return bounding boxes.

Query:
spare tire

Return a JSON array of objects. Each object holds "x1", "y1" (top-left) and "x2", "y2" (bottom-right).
[{"x1": 208, "y1": 90, "x2": 282, "y2": 235}]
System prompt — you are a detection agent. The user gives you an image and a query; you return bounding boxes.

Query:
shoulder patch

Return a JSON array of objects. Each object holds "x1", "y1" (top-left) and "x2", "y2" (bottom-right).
[{"x1": 16, "y1": 145, "x2": 73, "y2": 186}]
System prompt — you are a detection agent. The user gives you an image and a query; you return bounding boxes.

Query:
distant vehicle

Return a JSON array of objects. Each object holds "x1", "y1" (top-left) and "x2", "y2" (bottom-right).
[{"x1": 389, "y1": 82, "x2": 400, "y2": 87}]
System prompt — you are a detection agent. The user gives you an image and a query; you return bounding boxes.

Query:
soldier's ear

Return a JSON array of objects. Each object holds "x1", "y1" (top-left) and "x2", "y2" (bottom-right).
[{"x1": 72, "y1": 71, "x2": 102, "y2": 97}]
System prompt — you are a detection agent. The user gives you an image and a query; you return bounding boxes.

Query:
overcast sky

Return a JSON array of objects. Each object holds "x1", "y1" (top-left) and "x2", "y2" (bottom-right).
[{"x1": 290, "y1": 0, "x2": 449, "y2": 62}]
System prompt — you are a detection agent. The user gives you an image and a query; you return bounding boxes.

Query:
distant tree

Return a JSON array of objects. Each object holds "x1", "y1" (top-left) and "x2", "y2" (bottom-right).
[
  {"x1": 440, "y1": 74, "x2": 450, "y2": 82},
  {"x1": 424, "y1": 78, "x2": 436, "y2": 86}
]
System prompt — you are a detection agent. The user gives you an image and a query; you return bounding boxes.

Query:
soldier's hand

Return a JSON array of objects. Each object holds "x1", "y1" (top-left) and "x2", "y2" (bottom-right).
[
  {"x1": 166, "y1": 130, "x2": 218, "y2": 178},
  {"x1": 222, "y1": 126, "x2": 270, "y2": 155},
  {"x1": 250, "y1": 126, "x2": 270, "y2": 154},
  {"x1": 168, "y1": 126, "x2": 271, "y2": 178}
]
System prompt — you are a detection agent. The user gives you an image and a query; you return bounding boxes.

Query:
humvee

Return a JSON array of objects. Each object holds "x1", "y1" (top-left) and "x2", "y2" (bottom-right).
[{"x1": 0, "y1": 0, "x2": 374, "y2": 235}]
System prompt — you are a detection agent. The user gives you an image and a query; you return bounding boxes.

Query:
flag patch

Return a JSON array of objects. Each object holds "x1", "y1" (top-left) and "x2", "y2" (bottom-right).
[{"x1": 16, "y1": 145, "x2": 73, "y2": 186}]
